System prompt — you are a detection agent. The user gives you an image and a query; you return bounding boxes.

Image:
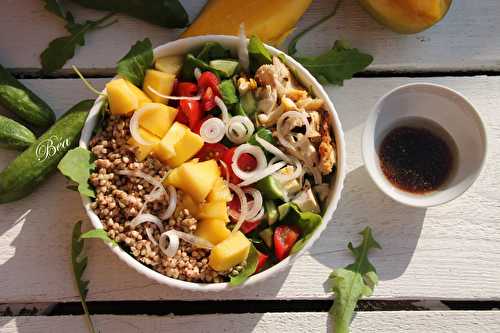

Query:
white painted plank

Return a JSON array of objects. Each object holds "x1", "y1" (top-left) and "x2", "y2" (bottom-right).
[
  {"x1": 0, "y1": 76, "x2": 499, "y2": 302},
  {"x1": 1, "y1": 0, "x2": 499, "y2": 73},
  {"x1": 0, "y1": 312, "x2": 499, "y2": 333}
]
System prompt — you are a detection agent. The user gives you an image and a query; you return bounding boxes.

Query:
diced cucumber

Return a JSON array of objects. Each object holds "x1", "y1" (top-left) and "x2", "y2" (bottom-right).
[
  {"x1": 259, "y1": 228, "x2": 274, "y2": 249},
  {"x1": 209, "y1": 59, "x2": 239, "y2": 77},
  {"x1": 264, "y1": 200, "x2": 278, "y2": 225}
]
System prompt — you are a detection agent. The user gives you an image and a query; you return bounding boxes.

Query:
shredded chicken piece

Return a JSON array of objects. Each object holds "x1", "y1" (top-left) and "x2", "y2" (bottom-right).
[
  {"x1": 255, "y1": 56, "x2": 291, "y2": 98},
  {"x1": 313, "y1": 183, "x2": 330, "y2": 203},
  {"x1": 256, "y1": 85, "x2": 277, "y2": 116},
  {"x1": 296, "y1": 97, "x2": 324, "y2": 111},
  {"x1": 285, "y1": 88, "x2": 308, "y2": 101},
  {"x1": 258, "y1": 96, "x2": 297, "y2": 127},
  {"x1": 307, "y1": 111, "x2": 322, "y2": 143},
  {"x1": 318, "y1": 110, "x2": 336, "y2": 174}
]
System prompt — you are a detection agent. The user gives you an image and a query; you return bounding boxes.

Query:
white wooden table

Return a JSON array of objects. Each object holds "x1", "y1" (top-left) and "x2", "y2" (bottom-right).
[{"x1": 1, "y1": 1, "x2": 499, "y2": 332}]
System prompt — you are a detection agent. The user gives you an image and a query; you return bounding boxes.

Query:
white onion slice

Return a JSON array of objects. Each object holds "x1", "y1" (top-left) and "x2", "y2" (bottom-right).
[
  {"x1": 219, "y1": 160, "x2": 230, "y2": 184},
  {"x1": 116, "y1": 170, "x2": 164, "y2": 190},
  {"x1": 273, "y1": 157, "x2": 304, "y2": 183},
  {"x1": 160, "y1": 230, "x2": 213, "y2": 257},
  {"x1": 228, "y1": 183, "x2": 248, "y2": 234},
  {"x1": 276, "y1": 111, "x2": 311, "y2": 150},
  {"x1": 255, "y1": 135, "x2": 290, "y2": 162},
  {"x1": 129, "y1": 105, "x2": 158, "y2": 146},
  {"x1": 146, "y1": 227, "x2": 158, "y2": 246},
  {"x1": 226, "y1": 116, "x2": 255, "y2": 144},
  {"x1": 215, "y1": 96, "x2": 230, "y2": 124},
  {"x1": 238, "y1": 23, "x2": 249, "y2": 72},
  {"x1": 231, "y1": 144, "x2": 267, "y2": 180},
  {"x1": 199, "y1": 117, "x2": 226, "y2": 143},
  {"x1": 159, "y1": 230, "x2": 179, "y2": 257},
  {"x1": 238, "y1": 161, "x2": 287, "y2": 187},
  {"x1": 130, "y1": 213, "x2": 165, "y2": 232},
  {"x1": 247, "y1": 206, "x2": 265, "y2": 222},
  {"x1": 244, "y1": 188, "x2": 263, "y2": 221},
  {"x1": 160, "y1": 185, "x2": 177, "y2": 220},
  {"x1": 194, "y1": 67, "x2": 202, "y2": 80},
  {"x1": 147, "y1": 86, "x2": 201, "y2": 101}
]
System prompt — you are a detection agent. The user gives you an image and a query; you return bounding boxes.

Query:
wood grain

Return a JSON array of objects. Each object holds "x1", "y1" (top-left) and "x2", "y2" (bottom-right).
[
  {"x1": 1, "y1": 0, "x2": 499, "y2": 73},
  {"x1": 0, "y1": 76, "x2": 499, "y2": 302},
  {"x1": 0, "y1": 312, "x2": 499, "y2": 332}
]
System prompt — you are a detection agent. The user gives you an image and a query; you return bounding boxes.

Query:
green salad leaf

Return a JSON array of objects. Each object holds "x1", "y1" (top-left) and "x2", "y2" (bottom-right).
[
  {"x1": 249, "y1": 127, "x2": 274, "y2": 148},
  {"x1": 248, "y1": 36, "x2": 273, "y2": 73},
  {"x1": 197, "y1": 42, "x2": 231, "y2": 62},
  {"x1": 41, "y1": 6, "x2": 117, "y2": 74},
  {"x1": 117, "y1": 38, "x2": 154, "y2": 87},
  {"x1": 81, "y1": 228, "x2": 117, "y2": 246},
  {"x1": 329, "y1": 227, "x2": 381, "y2": 333},
  {"x1": 181, "y1": 54, "x2": 226, "y2": 81},
  {"x1": 219, "y1": 80, "x2": 238, "y2": 105},
  {"x1": 296, "y1": 40, "x2": 373, "y2": 86},
  {"x1": 278, "y1": 202, "x2": 323, "y2": 254},
  {"x1": 229, "y1": 244, "x2": 259, "y2": 286},
  {"x1": 58, "y1": 147, "x2": 95, "y2": 198}
]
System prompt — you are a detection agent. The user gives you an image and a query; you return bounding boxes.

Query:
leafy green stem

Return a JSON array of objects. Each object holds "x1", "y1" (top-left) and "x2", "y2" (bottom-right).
[{"x1": 288, "y1": 0, "x2": 343, "y2": 56}]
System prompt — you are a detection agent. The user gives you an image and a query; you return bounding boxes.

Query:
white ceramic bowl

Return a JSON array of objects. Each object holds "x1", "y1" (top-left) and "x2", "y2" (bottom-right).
[
  {"x1": 79, "y1": 35, "x2": 346, "y2": 292},
  {"x1": 363, "y1": 83, "x2": 487, "y2": 207}
]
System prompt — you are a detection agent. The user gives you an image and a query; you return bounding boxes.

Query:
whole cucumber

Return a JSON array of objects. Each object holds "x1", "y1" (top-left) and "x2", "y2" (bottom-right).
[
  {"x1": 0, "y1": 64, "x2": 55, "y2": 130},
  {"x1": 0, "y1": 100, "x2": 93, "y2": 203},
  {"x1": 70, "y1": 0, "x2": 189, "y2": 28},
  {"x1": 0, "y1": 115, "x2": 36, "y2": 150}
]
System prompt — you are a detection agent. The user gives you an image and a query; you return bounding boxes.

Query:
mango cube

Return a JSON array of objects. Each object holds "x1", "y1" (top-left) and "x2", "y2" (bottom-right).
[
  {"x1": 138, "y1": 103, "x2": 178, "y2": 138},
  {"x1": 207, "y1": 177, "x2": 232, "y2": 202},
  {"x1": 155, "y1": 55, "x2": 184, "y2": 75},
  {"x1": 165, "y1": 130, "x2": 204, "y2": 167},
  {"x1": 179, "y1": 193, "x2": 200, "y2": 217},
  {"x1": 154, "y1": 122, "x2": 188, "y2": 163},
  {"x1": 198, "y1": 201, "x2": 229, "y2": 222},
  {"x1": 167, "y1": 160, "x2": 220, "y2": 202},
  {"x1": 127, "y1": 128, "x2": 161, "y2": 161},
  {"x1": 125, "y1": 80, "x2": 152, "y2": 107},
  {"x1": 106, "y1": 78, "x2": 138, "y2": 115},
  {"x1": 195, "y1": 218, "x2": 230, "y2": 245},
  {"x1": 209, "y1": 231, "x2": 251, "y2": 271},
  {"x1": 143, "y1": 69, "x2": 176, "y2": 104}
]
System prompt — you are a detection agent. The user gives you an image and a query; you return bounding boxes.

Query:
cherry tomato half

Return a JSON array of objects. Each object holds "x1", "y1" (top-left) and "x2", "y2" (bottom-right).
[
  {"x1": 274, "y1": 225, "x2": 301, "y2": 261},
  {"x1": 223, "y1": 147, "x2": 258, "y2": 184},
  {"x1": 198, "y1": 71, "x2": 220, "y2": 94},
  {"x1": 174, "y1": 109, "x2": 189, "y2": 126},
  {"x1": 255, "y1": 253, "x2": 269, "y2": 273},
  {"x1": 201, "y1": 86, "x2": 216, "y2": 112},
  {"x1": 179, "y1": 99, "x2": 202, "y2": 130},
  {"x1": 176, "y1": 82, "x2": 198, "y2": 97},
  {"x1": 195, "y1": 143, "x2": 229, "y2": 162},
  {"x1": 240, "y1": 219, "x2": 261, "y2": 234}
]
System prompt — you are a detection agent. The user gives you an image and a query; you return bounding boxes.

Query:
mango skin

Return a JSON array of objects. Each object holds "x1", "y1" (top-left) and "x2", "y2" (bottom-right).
[
  {"x1": 182, "y1": 0, "x2": 313, "y2": 45},
  {"x1": 359, "y1": 0, "x2": 452, "y2": 34}
]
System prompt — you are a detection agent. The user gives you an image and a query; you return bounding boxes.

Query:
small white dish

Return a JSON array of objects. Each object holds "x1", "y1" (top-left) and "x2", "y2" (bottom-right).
[
  {"x1": 362, "y1": 83, "x2": 487, "y2": 208},
  {"x1": 79, "y1": 35, "x2": 347, "y2": 292}
]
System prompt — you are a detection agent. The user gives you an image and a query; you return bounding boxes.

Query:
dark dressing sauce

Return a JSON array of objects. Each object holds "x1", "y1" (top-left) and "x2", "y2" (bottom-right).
[{"x1": 379, "y1": 126, "x2": 455, "y2": 194}]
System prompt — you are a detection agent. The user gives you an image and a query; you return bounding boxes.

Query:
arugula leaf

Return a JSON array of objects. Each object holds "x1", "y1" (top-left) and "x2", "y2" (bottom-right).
[
  {"x1": 229, "y1": 244, "x2": 259, "y2": 286},
  {"x1": 116, "y1": 38, "x2": 154, "y2": 86},
  {"x1": 278, "y1": 202, "x2": 323, "y2": 254},
  {"x1": 219, "y1": 80, "x2": 238, "y2": 105},
  {"x1": 295, "y1": 40, "x2": 373, "y2": 86},
  {"x1": 180, "y1": 54, "x2": 226, "y2": 81},
  {"x1": 58, "y1": 147, "x2": 95, "y2": 198},
  {"x1": 71, "y1": 221, "x2": 96, "y2": 333},
  {"x1": 44, "y1": 0, "x2": 68, "y2": 20},
  {"x1": 248, "y1": 36, "x2": 273, "y2": 73},
  {"x1": 41, "y1": 12, "x2": 116, "y2": 74},
  {"x1": 329, "y1": 227, "x2": 381, "y2": 333},
  {"x1": 81, "y1": 228, "x2": 117, "y2": 246},
  {"x1": 196, "y1": 42, "x2": 231, "y2": 62}
]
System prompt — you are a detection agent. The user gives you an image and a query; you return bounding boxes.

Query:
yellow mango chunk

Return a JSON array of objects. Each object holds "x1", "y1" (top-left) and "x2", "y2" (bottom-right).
[
  {"x1": 198, "y1": 201, "x2": 229, "y2": 222},
  {"x1": 179, "y1": 193, "x2": 200, "y2": 217},
  {"x1": 143, "y1": 69, "x2": 176, "y2": 104},
  {"x1": 359, "y1": 0, "x2": 452, "y2": 34},
  {"x1": 209, "y1": 231, "x2": 251, "y2": 272},
  {"x1": 106, "y1": 78, "x2": 138, "y2": 115},
  {"x1": 127, "y1": 128, "x2": 160, "y2": 161},
  {"x1": 182, "y1": 0, "x2": 312, "y2": 45},
  {"x1": 207, "y1": 177, "x2": 232, "y2": 202},
  {"x1": 155, "y1": 55, "x2": 184, "y2": 75},
  {"x1": 137, "y1": 103, "x2": 178, "y2": 138},
  {"x1": 165, "y1": 130, "x2": 204, "y2": 167},
  {"x1": 124, "y1": 80, "x2": 152, "y2": 107},
  {"x1": 171, "y1": 160, "x2": 220, "y2": 202},
  {"x1": 154, "y1": 122, "x2": 188, "y2": 163},
  {"x1": 195, "y1": 218, "x2": 231, "y2": 245}
]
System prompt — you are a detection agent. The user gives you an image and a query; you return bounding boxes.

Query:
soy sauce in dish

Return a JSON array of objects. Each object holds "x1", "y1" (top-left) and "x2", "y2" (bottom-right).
[{"x1": 379, "y1": 125, "x2": 455, "y2": 194}]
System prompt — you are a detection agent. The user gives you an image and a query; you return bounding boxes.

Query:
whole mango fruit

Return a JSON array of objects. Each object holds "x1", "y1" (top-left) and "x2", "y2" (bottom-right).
[{"x1": 359, "y1": 0, "x2": 452, "y2": 34}]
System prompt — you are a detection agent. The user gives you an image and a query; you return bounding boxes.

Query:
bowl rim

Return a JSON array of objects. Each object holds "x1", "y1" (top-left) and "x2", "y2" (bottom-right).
[
  {"x1": 362, "y1": 82, "x2": 488, "y2": 208},
  {"x1": 79, "y1": 35, "x2": 347, "y2": 292}
]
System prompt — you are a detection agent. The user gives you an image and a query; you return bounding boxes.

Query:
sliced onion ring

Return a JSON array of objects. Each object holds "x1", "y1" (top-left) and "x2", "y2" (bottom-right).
[
  {"x1": 273, "y1": 157, "x2": 303, "y2": 183},
  {"x1": 243, "y1": 188, "x2": 263, "y2": 221},
  {"x1": 276, "y1": 111, "x2": 311, "y2": 150},
  {"x1": 219, "y1": 160, "x2": 230, "y2": 184},
  {"x1": 238, "y1": 23, "x2": 249, "y2": 72},
  {"x1": 116, "y1": 170, "x2": 163, "y2": 190},
  {"x1": 160, "y1": 185, "x2": 177, "y2": 220},
  {"x1": 215, "y1": 96, "x2": 230, "y2": 124},
  {"x1": 226, "y1": 116, "x2": 255, "y2": 144},
  {"x1": 194, "y1": 67, "x2": 202, "y2": 80},
  {"x1": 231, "y1": 144, "x2": 267, "y2": 180},
  {"x1": 247, "y1": 206, "x2": 265, "y2": 222},
  {"x1": 160, "y1": 229, "x2": 213, "y2": 258},
  {"x1": 147, "y1": 86, "x2": 201, "y2": 101},
  {"x1": 130, "y1": 213, "x2": 164, "y2": 232},
  {"x1": 146, "y1": 227, "x2": 158, "y2": 246},
  {"x1": 200, "y1": 117, "x2": 226, "y2": 143},
  {"x1": 159, "y1": 230, "x2": 179, "y2": 257},
  {"x1": 228, "y1": 183, "x2": 248, "y2": 234},
  {"x1": 238, "y1": 161, "x2": 287, "y2": 187},
  {"x1": 255, "y1": 135, "x2": 290, "y2": 162},
  {"x1": 129, "y1": 105, "x2": 159, "y2": 146}
]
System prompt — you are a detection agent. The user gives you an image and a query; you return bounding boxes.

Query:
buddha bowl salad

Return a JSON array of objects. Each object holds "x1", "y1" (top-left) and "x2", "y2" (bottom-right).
[{"x1": 85, "y1": 36, "x2": 337, "y2": 285}]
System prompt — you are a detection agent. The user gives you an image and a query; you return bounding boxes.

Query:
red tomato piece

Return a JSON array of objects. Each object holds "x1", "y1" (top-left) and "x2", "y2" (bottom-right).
[
  {"x1": 175, "y1": 82, "x2": 198, "y2": 97},
  {"x1": 195, "y1": 143, "x2": 229, "y2": 162},
  {"x1": 198, "y1": 71, "x2": 220, "y2": 95},
  {"x1": 179, "y1": 99, "x2": 202, "y2": 130},
  {"x1": 255, "y1": 253, "x2": 269, "y2": 273},
  {"x1": 237, "y1": 153, "x2": 257, "y2": 172},
  {"x1": 240, "y1": 219, "x2": 261, "y2": 234},
  {"x1": 174, "y1": 109, "x2": 189, "y2": 126},
  {"x1": 274, "y1": 225, "x2": 301, "y2": 261},
  {"x1": 201, "y1": 87, "x2": 217, "y2": 112},
  {"x1": 223, "y1": 147, "x2": 242, "y2": 184}
]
